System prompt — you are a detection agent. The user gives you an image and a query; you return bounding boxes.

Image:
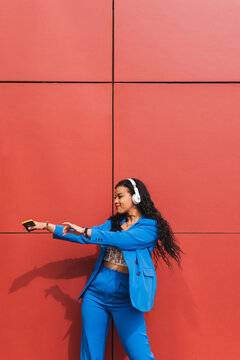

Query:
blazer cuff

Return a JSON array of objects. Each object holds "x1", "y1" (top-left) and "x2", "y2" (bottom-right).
[
  {"x1": 87, "y1": 228, "x2": 106, "y2": 244},
  {"x1": 53, "y1": 225, "x2": 87, "y2": 243},
  {"x1": 53, "y1": 225, "x2": 65, "y2": 238}
]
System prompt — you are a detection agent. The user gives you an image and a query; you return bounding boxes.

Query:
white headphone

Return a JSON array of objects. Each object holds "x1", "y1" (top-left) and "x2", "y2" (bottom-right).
[{"x1": 127, "y1": 178, "x2": 141, "y2": 205}]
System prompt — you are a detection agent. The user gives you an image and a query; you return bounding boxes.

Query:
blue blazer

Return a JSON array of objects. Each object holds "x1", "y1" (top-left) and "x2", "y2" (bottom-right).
[{"x1": 53, "y1": 215, "x2": 159, "y2": 312}]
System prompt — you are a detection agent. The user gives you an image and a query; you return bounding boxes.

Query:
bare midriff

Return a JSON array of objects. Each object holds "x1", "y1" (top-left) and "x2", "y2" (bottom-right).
[
  {"x1": 102, "y1": 223, "x2": 132, "y2": 274},
  {"x1": 102, "y1": 260, "x2": 129, "y2": 274}
]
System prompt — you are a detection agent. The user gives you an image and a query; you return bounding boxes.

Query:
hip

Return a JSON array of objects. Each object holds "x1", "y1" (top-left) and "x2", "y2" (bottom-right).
[{"x1": 83, "y1": 263, "x2": 130, "y2": 306}]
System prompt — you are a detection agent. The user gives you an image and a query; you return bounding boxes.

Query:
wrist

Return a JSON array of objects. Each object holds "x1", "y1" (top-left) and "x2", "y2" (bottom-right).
[
  {"x1": 43, "y1": 221, "x2": 49, "y2": 230},
  {"x1": 83, "y1": 227, "x2": 89, "y2": 238},
  {"x1": 78, "y1": 226, "x2": 85, "y2": 235}
]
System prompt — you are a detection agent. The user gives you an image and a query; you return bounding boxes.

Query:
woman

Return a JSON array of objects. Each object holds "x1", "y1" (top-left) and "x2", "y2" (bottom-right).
[{"x1": 28, "y1": 178, "x2": 183, "y2": 360}]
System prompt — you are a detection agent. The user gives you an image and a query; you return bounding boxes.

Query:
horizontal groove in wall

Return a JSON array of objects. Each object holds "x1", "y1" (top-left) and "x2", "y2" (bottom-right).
[
  {"x1": 0, "y1": 81, "x2": 240, "y2": 84},
  {"x1": 116, "y1": 81, "x2": 240, "y2": 84},
  {"x1": 0, "y1": 81, "x2": 112, "y2": 84}
]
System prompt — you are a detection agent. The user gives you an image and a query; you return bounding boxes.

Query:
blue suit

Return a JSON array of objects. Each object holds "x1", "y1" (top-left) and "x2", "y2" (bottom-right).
[
  {"x1": 53, "y1": 215, "x2": 159, "y2": 312},
  {"x1": 53, "y1": 215, "x2": 158, "y2": 359}
]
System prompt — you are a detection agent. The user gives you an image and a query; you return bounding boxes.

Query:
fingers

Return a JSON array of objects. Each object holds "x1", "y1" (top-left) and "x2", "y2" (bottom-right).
[
  {"x1": 62, "y1": 222, "x2": 72, "y2": 236},
  {"x1": 23, "y1": 224, "x2": 39, "y2": 231},
  {"x1": 62, "y1": 225, "x2": 70, "y2": 236},
  {"x1": 26, "y1": 226, "x2": 36, "y2": 231}
]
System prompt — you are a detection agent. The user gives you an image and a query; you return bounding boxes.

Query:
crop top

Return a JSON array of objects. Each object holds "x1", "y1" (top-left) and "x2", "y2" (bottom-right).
[{"x1": 103, "y1": 246, "x2": 128, "y2": 267}]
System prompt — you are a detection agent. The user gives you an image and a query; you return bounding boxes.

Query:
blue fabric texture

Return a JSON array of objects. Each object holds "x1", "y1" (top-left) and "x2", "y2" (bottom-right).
[
  {"x1": 80, "y1": 264, "x2": 155, "y2": 360},
  {"x1": 53, "y1": 215, "x2": 159, "y2": 312}
]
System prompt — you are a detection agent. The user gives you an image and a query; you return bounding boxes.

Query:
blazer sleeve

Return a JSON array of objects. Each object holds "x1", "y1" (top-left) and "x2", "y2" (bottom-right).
[
  {"x1": 52, "y1": 219, "x2": 111, "y2": 243},
  {"x1": 87, "y1": 222, "x2": 159, "y2": 250},
  {"x1": 53, "y1": 219, "x2": 159, "y2": 251}
]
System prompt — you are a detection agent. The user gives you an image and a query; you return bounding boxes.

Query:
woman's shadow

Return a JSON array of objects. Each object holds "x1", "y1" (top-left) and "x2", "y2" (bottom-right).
[{"x1": 9, "y1": 253, "x2": 101, "y2": 360}]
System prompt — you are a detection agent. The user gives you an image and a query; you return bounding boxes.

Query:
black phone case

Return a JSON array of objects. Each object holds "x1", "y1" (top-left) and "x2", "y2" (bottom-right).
[{"x1": 22, "y1": 220, "x2": 36, "y2": 231}]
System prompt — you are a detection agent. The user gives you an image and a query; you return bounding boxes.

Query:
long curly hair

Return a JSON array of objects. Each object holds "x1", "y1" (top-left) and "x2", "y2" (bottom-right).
[{"x1": 108, "y1": 178, "x2": 184, "y2": 269}]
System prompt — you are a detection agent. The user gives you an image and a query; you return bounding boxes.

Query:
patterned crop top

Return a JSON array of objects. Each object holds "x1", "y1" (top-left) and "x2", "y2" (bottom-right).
[{"x1": 103, "y1": 247, "x2": 128, "y2": 267}]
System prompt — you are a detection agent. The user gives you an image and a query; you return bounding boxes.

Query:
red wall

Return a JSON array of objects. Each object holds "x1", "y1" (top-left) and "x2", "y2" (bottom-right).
[{"x1": 1, "y1": 1, "x2": 240, "y2": 359}]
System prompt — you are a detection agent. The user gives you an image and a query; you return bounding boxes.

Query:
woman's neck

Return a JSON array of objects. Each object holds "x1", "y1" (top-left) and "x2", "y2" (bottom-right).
[{"x1": 125, "y1": 210, "x2": 143, "y2": 225}]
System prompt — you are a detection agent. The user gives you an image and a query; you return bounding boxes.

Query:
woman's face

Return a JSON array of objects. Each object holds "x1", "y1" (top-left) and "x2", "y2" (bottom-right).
[{"x1": 114, "y1": 186, "x2": 134, "y2": 214}]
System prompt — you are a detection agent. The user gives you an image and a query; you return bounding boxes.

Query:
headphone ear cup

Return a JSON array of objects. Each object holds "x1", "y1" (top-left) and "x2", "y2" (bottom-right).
[
  {"x1": 127, "y1": 178, "x2": 141, "y2": 204},
  {"x1": 132, "y1": 193, "x2": 141, "y2": 205}
]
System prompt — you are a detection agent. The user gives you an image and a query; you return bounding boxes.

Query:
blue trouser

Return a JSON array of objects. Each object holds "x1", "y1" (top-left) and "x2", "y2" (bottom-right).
[{"x1": 80, "y1": 264, "x2": 155, "y2": 360}]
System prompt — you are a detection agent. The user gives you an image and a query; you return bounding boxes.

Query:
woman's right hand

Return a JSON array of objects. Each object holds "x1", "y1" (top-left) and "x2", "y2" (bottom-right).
[{"x1": 25, "y1": 221, "x2": 46, "y2": 231}]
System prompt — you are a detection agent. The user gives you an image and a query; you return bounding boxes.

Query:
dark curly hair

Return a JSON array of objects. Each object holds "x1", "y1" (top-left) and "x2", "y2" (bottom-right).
[{"x1": 108, "y1": 178, "x2": 184, "y2": 269}]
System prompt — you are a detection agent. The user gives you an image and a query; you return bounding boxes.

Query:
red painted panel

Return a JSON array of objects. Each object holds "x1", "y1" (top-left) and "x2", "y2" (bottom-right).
[
  {"x1": 116, "y1": 0, "x2": 240, "y2": 81},
  {"x1": 0, "y1": 0, "x2": 111, "y2": 81},
  {"x1": 0, "y1": 233, "x2": 112, "y2": 360},
  {"x1": 114, "y1": 234, "x2": 240, "y2": 360},
  {"x1": 114, "y1": 84, "x2": 240, "y2": 232},
  {"x1": 0, "y1": 83, "x2": 112, "y2": 231},
  {"x1": 0, "y1": 83, "x2": 112, "y2": 358}
]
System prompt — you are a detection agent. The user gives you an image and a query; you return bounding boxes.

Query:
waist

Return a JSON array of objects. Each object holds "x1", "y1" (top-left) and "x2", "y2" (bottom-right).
[{"x1": 102, "y1": 260, "x2": 129, "y2": 274}]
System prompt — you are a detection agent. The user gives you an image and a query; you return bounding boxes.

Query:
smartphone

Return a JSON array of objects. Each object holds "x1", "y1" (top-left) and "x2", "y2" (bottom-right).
[{"x1": 22, "y1": 219, "x2": 36, "y2": 232}]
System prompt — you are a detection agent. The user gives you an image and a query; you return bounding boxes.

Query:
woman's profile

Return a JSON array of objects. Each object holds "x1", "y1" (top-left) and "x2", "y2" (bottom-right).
[{"x1": 26, "y1": 178, "x2": 184, "y2": 359}]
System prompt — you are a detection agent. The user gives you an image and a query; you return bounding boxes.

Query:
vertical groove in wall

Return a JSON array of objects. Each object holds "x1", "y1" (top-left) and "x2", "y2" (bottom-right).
[
  {"x1": 112, "y1": 2, "x2": 115, "y2": 214},
  {"x1": 111, "y1": 1, "x2": 115, "y2": 359}
]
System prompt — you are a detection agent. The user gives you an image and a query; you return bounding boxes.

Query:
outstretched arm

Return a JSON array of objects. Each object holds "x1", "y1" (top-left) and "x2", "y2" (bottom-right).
[
  {"x1": 86, "y1": 223, "x2": 158, "y2": 250},
  {"x1": 55, "y1": 220, "x2": 158, "y2": 250},
  {"x1": 52, "y1": 220, "x2": 111, "y2": 244},
  {"x1": 27, "y1": 219, "x2": 159, "y2": 251},
  {"x1": 25, "y1": 221, "x2": 56, "y2": 233}
]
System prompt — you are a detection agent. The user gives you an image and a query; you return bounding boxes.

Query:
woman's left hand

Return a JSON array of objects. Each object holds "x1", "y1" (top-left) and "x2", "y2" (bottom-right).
[{"x1": 62, "y1": 222, "x2": 84, "y2": 236}]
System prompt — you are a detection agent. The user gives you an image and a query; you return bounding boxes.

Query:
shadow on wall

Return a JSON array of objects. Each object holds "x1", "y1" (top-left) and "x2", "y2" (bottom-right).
[
  {"x1": 9, "y1": 256, "x2": 98, "y2": 292},
  {"x1": 8, "y1": 244, "x2": 200, "y2": 360},
  {"x1": 9, "y1": 255, "x2": 98, "y2": 360}
]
